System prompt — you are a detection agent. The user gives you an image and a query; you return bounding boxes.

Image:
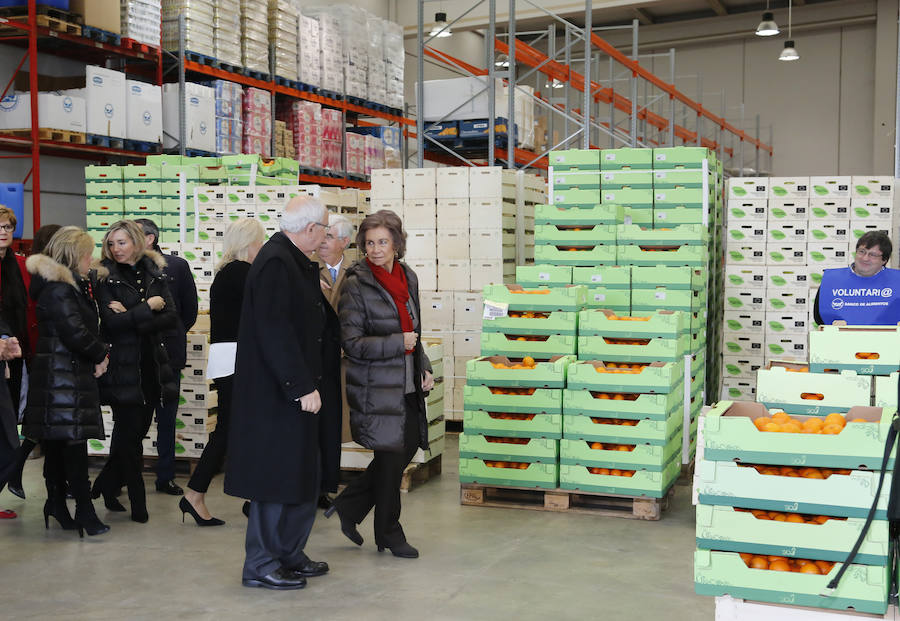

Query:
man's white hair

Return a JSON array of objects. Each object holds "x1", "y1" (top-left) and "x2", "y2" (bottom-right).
[
  {"x1": 279, "y1": 196, "x2": 326, "y2": 233},
  {"x1": 328, "y1": 213, "x2": 353, "y2": 241}
]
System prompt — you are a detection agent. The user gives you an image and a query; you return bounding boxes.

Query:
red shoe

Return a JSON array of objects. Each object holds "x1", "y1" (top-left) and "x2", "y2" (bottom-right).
[{"x1": 0, "y1": 509, "x2": 17, "y2": 519}]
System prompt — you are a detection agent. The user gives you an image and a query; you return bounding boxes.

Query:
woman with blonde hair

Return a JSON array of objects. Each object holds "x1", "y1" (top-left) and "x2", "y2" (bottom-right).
[
  {"x1": 92, "y1": 220, "x2": 178, "y2": 523},
  {"x1": 23, "y1": 227, "x2": 110, "y2": 536},
  {"x1": 180, "y1": 218, "x2": 264, "y2": 525}
]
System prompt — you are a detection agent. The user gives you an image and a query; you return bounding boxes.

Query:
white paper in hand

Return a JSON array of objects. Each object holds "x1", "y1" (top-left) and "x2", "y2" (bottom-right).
[{"x1": 206, "y1": 342, "x2": 237, "y2": 379}]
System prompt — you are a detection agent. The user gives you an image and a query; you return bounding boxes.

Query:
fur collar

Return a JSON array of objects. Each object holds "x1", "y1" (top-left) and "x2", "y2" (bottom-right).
[
  {"x1": 144, "y1": 249, "x2": 167, "y2": 271},
  {"x1": 26, "y1": 254, "x2": 77, "y2": 287},
  {"x1": 99, "y1": 249, "x2": 167, "y2": 280}
]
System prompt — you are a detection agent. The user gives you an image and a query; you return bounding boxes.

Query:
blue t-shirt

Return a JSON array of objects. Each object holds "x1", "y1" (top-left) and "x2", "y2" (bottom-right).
[{"x1": 817, "y1": 266, "x2": 900, "y2": 325}]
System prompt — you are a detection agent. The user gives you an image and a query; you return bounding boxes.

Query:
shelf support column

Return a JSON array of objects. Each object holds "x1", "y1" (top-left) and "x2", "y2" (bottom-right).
[{"x1": 28, "y1": 0, "x2": 40, "y2": 231}]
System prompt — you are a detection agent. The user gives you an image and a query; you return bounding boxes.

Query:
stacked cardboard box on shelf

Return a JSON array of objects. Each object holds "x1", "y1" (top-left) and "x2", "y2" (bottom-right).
[
  {"x1": 214, "y1": 0, "x2": 242, "y2": 66},
  {"x1": 161, "y1": 0, "x2": 213, "y2": 55},
  {"x1": 296, "y1": 14, "x2": 321, "y2": 88},
  {"x1": 240, "y1": 0, "x2": 269, "y2": 74},
  {"x1": 241, "y1": 87, "x2": 272, "y2": 157},
  {"x1": 124, "y1": 0, "x2": 162, "y2": 47},
  {"x1": 268, "y1": 0, "x2": 298, "y2": 81},
  {"x1": 210, "y1": 79, "x2": 243, "y2": 155},
  {"x1": 722, "y1": 176, "x2": 895, "y2": 401}
]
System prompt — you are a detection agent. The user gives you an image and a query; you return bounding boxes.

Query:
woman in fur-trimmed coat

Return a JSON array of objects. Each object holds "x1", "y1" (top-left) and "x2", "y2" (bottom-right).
[{"x1": 91, "y1": 220, "x2": 178, "y2": 524}]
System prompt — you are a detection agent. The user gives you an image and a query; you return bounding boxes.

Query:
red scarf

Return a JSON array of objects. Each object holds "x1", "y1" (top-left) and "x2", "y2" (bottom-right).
[{"x1": 366, "y1": 258, "x2": 414, "y2": 354}]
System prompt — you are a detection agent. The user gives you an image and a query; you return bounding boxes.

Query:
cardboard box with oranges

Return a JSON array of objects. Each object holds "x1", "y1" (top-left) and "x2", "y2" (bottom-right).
[
  {"x1": 480, "y1": 333, "x2": 577, "y2": 358},
  {"x1": 563, "y1": 386, "x2": 683, "y2": 421},
  {"x1": 535, "y1": 203, "x2": 623, "y2": 226},
  {"x1": 463, "y1": 385, "x2": 561, "y2": 416},
  {"x1": 617, "y1": 243, "x2": 707, "y2": 267},
  {"x1": 463, "y1": 409, "x2": 562, "y2": 440},
  {"x1": 810, "y1": 325, "x2": 900, "y2": 375},
  {"x1": 459, "y1": 457, "x2": 558, "y2": 489},
  {"x1": 481, "y1": 283, "x2": 588, "y2": 312},
  {"x1": 562, "y1": 410, "x2": 683, "y2": 446},
  {"x1": 464, "y1": 355, "x2": 574, "y2": 388},
  {"x1": 874, "y1": 372, "x2": 898, "y2": 408},
  {"x1": 514, "y1": 264, "x2": 573, "y2": 287},
  {"x1": 755, "y1": 367, "x2": 872, "y2": 415},
  {"x1": 578, "y1": 333, "x2": 690, "y2": 363},
  {"x1": 558, "y1": 453, "x2": 680, "y2": 498},
  {"x1": 617, "y1": 223, "x2": 709, "y2": 247},
  {"x1": 459, "y1": 433, "x2": 558, "y2": 464},
  {"x1": 578, "y1": 309, "x2": 687, "y2": 338},
  {"x1": 535, "y1": 224, "x2": 616, "y2": 246},
  {"x1": 560, "y1": 432, "x2": 682, "y2": 472},
  {"x1": 481, "y1": 311, "x2": 578, "y2": 337},
  {"x1": 534, "y1": 244, "x2": 616, "y2": 266},
  {"x1": 566, "y1": 359, "x2": 684, "y2": 394}
]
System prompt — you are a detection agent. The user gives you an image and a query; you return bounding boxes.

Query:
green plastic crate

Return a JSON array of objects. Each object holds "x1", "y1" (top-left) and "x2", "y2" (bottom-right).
[
  {"x1": 534, "y1": 244, "x2": 616, "y2": 266},
  {"x1": 550, "y1": 170, "x2": 601, "y2": 190},
  {"x1": 480, "y1": 332, "x2": 576, "y2": 358},
  {"x1": 553, "y1": 189, "x2": 602, "y2": 207},
  {"x1": 693, "y1": 550, "x2": 888, "y2": 616},
  {"x1": 600, "y1": 148, "x2": 653, "y2": 170},
  {"x1": 481, "y1": 311, "x2": 578, "y2": 337},
  {"x1": 560, "y1": 432, "x2": 682, "y2": 471},
  {"x1": 85, "y1": 180, "x2": 124, "y2": 197},
  {"x1": 123, "y1": 181, "x2": 162, "y2": 198},
  {"x1": 577, "y1": 334, "x2": 689, "y2": 363},
  {"x1": 695, "y1": 504, "x2": 889, "y2": 567},
  {"x1": 623, "y1": 206, "x2": 654, "y2": 226},
  {"x1": 85, "y1": 213, "x2": 119, "y2": 229},
  {"x1": 563, "y1": 386, "x2": 683, "y2": 421},
  {"x1": 617, "y1": 224, "x2": 708, "y2": 246},
  {"x1": 602, "y1": 188, "x2": 653, "y2": 208},
  {"x1": 653, "y1": 206, "x2": 707, "y2": 226},
  {"x1": 515, "y1": 265, "x2": 573, "y2": 287},
  {"x1": 579, "y1": 309, "x2": 686, "y2": 338},
  {"x1": 464, "y1": 385, "x2": 562, "y2": 415},
  {"x1": 459, "y1": 433, "x2": 559, "y2": 463},
  {"x1": 653, "y1": 147, "x2": 711, "y2": 169},
  {"x1": 481, "y1": 284, "x2": 588, "y2": 312},
  {"x1": 652, "y1": 169, "x2": 711, "y2": 189},
  {"x1": 703, "y1": 400, "x2": 893, "y2": 469},
  {"x1": 616, "y1": 244, "x2": 707, "y2": 267},
  {"x1": 558, "y1": 454, "x2": 680, "y2": 497},
  {"x1": 84, "y1": 165, "x2": 122, "y2": 181},
  {"x1": 653, "y1": 187, "x2": 708, "y2": 208},
  {"x1": 566, "y1": 359, "x2": 685, "y2": 393},
  {"x1": 572, "y1": 265, "x2": 631, "y2": 288},
  {"x1": 810, "y1": 325, "x2": 900, "y2": 375},
  {"x1": 459, "y1": 457, "x2": 559, "y2": 488},
  {"x1": 600, "y1": 170, "x2": 653, "y2": 189},
  {"x1": 631, "y1": 266, "x2": 703, "y2": 290},
  {"x1": 535, "y1": 224, "x2": 616, "y2": 246},
  {"x1": 535, "y1": 203, "x2": 624, "y2": 226},
  {"x1": 463, "y1": 409, "x2": 562, "y2": 439},
  {"x1": 465, "y1": 355, "x2": 575, "y2": 388},
  {"x1": 631, "y1": 288, "x2": 694, "y2": 313},
  {"x1": 875, "y1": 373, "x2": 898, "y2": 408},
  {"x1": 756, "y1": 367, "x2": 873, "y2": 415},
  {"x1": 85, "y1": 197, "x2": 124, "y2": 214},
  {"x1": 584, "y1": 287, "x2": 631, "y2": 311},
  {"x1": 549, "y1": 149, "x2": 600, "y2": 171},
  {"x1": 562, "y1": 410, "x2": 683, "y2": 445},
  {"x1": 220, "y1": 154, "x2": 262, "y2": 169}
]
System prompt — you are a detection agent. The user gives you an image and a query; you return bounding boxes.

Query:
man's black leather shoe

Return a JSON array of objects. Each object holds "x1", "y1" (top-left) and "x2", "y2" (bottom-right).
[
  {"x1": 155, "y1": 480, "x2": 183, "y2": 496},
  {"x1": 288, "y1": 560, "x2": 329, "y2": 577},
  {"x1": 242, "y1": 568, "x2": 307, "y2": 590}
]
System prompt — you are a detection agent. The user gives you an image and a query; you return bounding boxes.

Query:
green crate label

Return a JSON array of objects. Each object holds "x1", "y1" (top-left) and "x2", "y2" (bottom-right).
[
  {"x1": 812, "y1": 207, "x2": 827, "y2": 217},
  {"x1": 768, "y1": 343, "x2": 785, "y2": 354},
  {"x1": 175, "y1": 419, "x2": 185, "y2": 429},
  {"x1": 770, "y1": 230, "x2": 786, "y2": 240},
  {"x1": 855, "y1": 185, "x2": 871, "y2": 196},
  {"x1": 813, "y1": 185, "x2": 829, "y2": 196},
  {"x1": 809, "y1": 251, "x2": 826, "y2": 262},
  {"x1": 769, "y1": 298, "x2": 786, "y2": 309},
  {"x1": 197, "y1": 194, "x2": 209, "y2": 202},
  {"x1": 725, "y1": 342, "x2": 741, "y2": 353},
  {"x1": 728, "y1": 275, "x2": 745, "y2": 285},
  {"x1": 732, "y1": 187, "x2": 747, "y2": 197},
  {"x1": 731, "y1": 208, "x2": 746, "y2": 218},
  {"x1": 769, "y1": 252, "x2": 785, "y2": 262},
  {"x1": 175, "y1": 443, "x2": 185, "y2": 454},
  {"x1": 811, "y1": 230, "x2": 827, "y2": 240},
  {"x1": 89, "y1": 439, "x2": 104, "y2": 451},
  {"x1": 727, "y1": 297, "x2": 743, "y2": 308},
  {"x1": 258, "y1": 194, "x2": 270, "y2": 202},
  {"x1": 770, "y1": 208, "x2": 786, "y2": 218},
  {"x1": 728, "y1": 388, "x2": 742, "y2": 398},
  {"x1": 726, "y1": 320, "x2": 743, "y2": 330},
  {"x1": 726, "y1": 364, "x2": 741, "y2": 375},
  {"x1": 730, "y1": 231, "x2": 745, "y2": 240},
  {"x1": 854, "y1": 208, "x2": 871, "y2": 218},
  {"x1": 770, "y1": 276, "x2": 786, "y2": 286},
  {"x1": 227, "y1": 193, "x2": 240, "y2": 202},
  {"x1": 768, "y1": 321, "x2": 785, "y2": 332},
  {"x1": 183, "y1": 252, "x2": 197, "y2": 260},
  {"x1": 729, "y1": 251, "x2": 745, "y2": 261},
  {"x1": 811, "y1": 273, "x2": 822, "y2": 285},
  {"x1": 771, "y1": 186, "x2": 788, "y2": 197}
]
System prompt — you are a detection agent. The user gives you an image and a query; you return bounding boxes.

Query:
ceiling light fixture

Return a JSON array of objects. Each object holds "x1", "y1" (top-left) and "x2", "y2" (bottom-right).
[
  {"x1": 755, "y1": 11, "x2": 779, "y2": 36},
  {"x1": 495, "y1": 53, "x2": 509, "y2": 68},
  {"x1": 430, "y1": 12, "x2": 452, "y2": 38},
  {"x1": 778, "y1": 1, "x2": 799, "y2": 61}
]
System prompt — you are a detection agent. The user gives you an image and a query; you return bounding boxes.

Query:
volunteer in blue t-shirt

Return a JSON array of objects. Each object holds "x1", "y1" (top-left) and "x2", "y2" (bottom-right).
[{"x1": 814, "y1": 231, "x2": 900, "y2": 326}]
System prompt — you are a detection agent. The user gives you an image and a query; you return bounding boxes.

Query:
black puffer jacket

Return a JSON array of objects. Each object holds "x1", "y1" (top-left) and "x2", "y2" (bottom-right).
[
  {"x1": 95, "y1": 251, "x2": 178, "y2": 408},
  {"x1": 21, "y1": 255, "x2": 109, "y2": 441},
  {"x1": 339, "y1": 260, "x2": 430, "y2": 452}
]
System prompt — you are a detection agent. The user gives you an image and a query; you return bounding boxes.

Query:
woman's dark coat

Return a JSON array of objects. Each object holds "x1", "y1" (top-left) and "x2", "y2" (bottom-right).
[
  {"x1": 21, "y1": 254, "x2": 109, "y2": 441},
  {"x1": 338, "y1": 260, "x2": 430, "y2": 453},
  {"x1": 94, "y1": 251, "x2": 178, "y2": 408}
]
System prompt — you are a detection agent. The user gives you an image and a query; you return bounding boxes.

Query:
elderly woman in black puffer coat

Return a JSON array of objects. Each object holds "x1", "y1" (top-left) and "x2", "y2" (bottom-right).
[
  {"x1": 22, "y1": 227, "x2": 110, "y2": 536},
  {"x1": 92, "y1": 220, "x2": 178, "y2": 524}
]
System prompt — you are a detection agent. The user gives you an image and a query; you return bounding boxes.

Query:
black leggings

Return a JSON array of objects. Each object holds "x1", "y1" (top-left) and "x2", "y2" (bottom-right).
[
  {"x1": 95, "y1": 404, "x2": 154, "y2": 506},
  {"x1": 187, "y1": 377, "x2": 233, "y2": 493}
]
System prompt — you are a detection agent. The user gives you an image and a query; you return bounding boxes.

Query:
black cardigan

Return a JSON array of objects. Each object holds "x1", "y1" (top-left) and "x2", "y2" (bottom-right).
[{"x1": 210, "y1": 260, "x2": 251, "y2": 344}]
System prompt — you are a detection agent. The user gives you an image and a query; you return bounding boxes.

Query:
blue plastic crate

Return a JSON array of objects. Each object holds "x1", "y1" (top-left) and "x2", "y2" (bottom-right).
[{"x1": 0, "y1": 183, "x2": 24, "y2": 239}]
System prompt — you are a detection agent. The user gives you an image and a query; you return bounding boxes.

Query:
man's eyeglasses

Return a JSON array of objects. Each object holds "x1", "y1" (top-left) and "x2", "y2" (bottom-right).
[
  {"x1": 0, "y1": 224, "x2": 15, "y2": 232},
  {"x1": 856, "y1": 248, "x2": 884, "y2": 259},
  {"x1": 312, "y1": 222, "x2": 331, "y2": 230}
]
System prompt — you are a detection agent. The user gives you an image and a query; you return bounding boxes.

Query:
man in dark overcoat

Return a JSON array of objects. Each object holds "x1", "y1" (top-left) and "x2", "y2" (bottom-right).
[{"x1": 224, "y1": 196, "x2": 341, "y2": 590}]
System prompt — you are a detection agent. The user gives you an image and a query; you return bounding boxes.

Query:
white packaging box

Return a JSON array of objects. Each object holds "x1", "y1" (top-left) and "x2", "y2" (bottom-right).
[
  {"x1": 189, "y1": 263, "x2": 215, "y2": 284},
  {"x1": 370, "y1": 169, "x2": 403, "y2": 199},
  {"x1": 724, "y1": 287, "x2": 766, "y2": 313},
  {"x1": 470, "y1": 259, "x2": 510, "y2": 290},
  {"x1": 469, "y1": 198, "x2": 508, "y2": 229},
  {"x1": 436, "y1": 167, "x2": 470, "y2": 198},
  {"x1": 0, "y1": 91, "x2": 87, "y2": 132},
  {"x1": 723, "y1": 310, "x2": 765, "y2": 334},
  {"x1": 453, "y1": 331, "x2": 481, "y2": 357},
  {"x1": 768, "y1": 200, "x2": 809, "y2": 222},
  {"x1": 727, "y1": 177, "x2": 768, "y2": 200},
  {"x1": 405, "y1": 229, "x2": 437, "y2": 260},
  {"x1": 851, "y1": 175, "x2": 894, "y2": 199},
  {"x1": 369, "y1": 199, "x2": 403, "y2": 220},
  {"x1": 766, "y1": 222, "x2": 808, "y2": 244},
  {"x1": 849, "y1": 221, "x2": 887, "y2": 242},
  {"x1": 402, "y1": 199, "x2": 436, "y2": 229},
  {"x1": 163, "y1": 82, "x2": 214, "y2": 152},
  {"x1": 720, "y1": 378, "x2": 757, "y2": 401},
  {"x1": 180, "y1": 359, "x2": 207, "y2": 385},
  {"x1": 722, "y1": 354, "x2": 764, "y2": 380},
  {"x1": 808, "y1": 219, "x2": 851, "y2": 243},
  {"x1": 727, "y1": 223, "x2": 766, "y2": 244},
  {"x1": 726, "y1": 241, "x2": 767, "y2": 266},
  {"x1": 186, "y1": 333, "x2": 208, "y2": 360},
  {"x1": 407, "y1": 259, "x2": 437, "y2": 290},
  {"x1": 807, "y1": 242, "x2": 851, "y2": 268},
  {"x1": 470, "y1": 229, "x2": 514, "y2": 260},
  {"x1": 125, "y1": 79, "x2": 162, "y2": 143},
  {"x1": 454, "y1": 357, "x2": 475, "y2": 378},
  {"x1": 469, "y1": 167, "x2": 502, "y2": 198},
  {"x1": 84, "y1": 65, "x2": 127, "y2": 138},
  {"x1": 768, "y1": 177, "x2": 810, "y2": 199},
  {"x1": 765, "y1": 333, "x2": 808, "y2": 362},
  {"x1": 809, "y1": 176, "x2": 852, "y2": 199},
  {"x1": 437, "y1": 260, "x2": 470, "y2": 290},
  {"x1": 809, "y1": 198, "x2": 851, "y2": 219},
  {"x1": 453, "y1": 291, "x2": 483, "y2": 329},
  {"x1": 726, "y1": 199, "x2": 767, "y2": 223},
  {"x1": 765, "y1": 311, "x2": 809, "y2": 335},
  {"x1": 850, "y1": 198, "x2": 893, "y2": 223},
  {"x1": 436, "y1": 198, "x2": 470, "y2": 229},
  {"x1": 765, "y1": 289, "x2": 810, "y2": 313},
  {"x1": 808, "y1": 267, "x2": 825, "y2": 288},
  {"x1": 403, "y1": 168, "x2": 436, "y2": 200},
  {"x1": 419, "y1": 291, "x2": 453, "y2": 331},
  {"x1": 765, "y1": 266, "x2": 810, "y2": 290},
  {"x1": 722, "y1": 333, "x2": 765, "y2": 357},
  {"x1": 437, "y1": 229, "x2": 470, "y2": 260},
  {"x1": 725, "y1": 265, "x2": 767, "y2": 290},
  {"x1": 766, "y1": 243, "x2": 806, "y2": 266}
]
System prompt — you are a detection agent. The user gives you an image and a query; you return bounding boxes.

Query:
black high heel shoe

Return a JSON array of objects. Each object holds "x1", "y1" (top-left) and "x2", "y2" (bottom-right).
[
  {"x1": 179, "y1": 497, "x2": 225, "y2": 526},
  {"x1": 43, "y1": 498, "x2": 77, "y2": 531},
  {"x1": 73, "y1": 510, "x2": 110, "y2": 538},
  {"x1": 324, "y1": 503, "x2": 363, "y2": 546},
  {"x1": 377, "y1": 542, "x2": 419, "y2": 558}
]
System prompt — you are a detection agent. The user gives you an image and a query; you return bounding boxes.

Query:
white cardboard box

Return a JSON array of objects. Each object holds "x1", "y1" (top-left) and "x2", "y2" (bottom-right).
[
  {"x1": 765, "y1": 311, "x2": 809, "y2": 335},
  {"x1": 437, "y1": 260, "x2": 469, "y2": 290},
  {"x1": 727, "y1": 177, "x2": 768, "y2": 200},
  {"x1": 469, "y1": 228, "x2": 513, "y2": 260},
  {"x1": 369, "y1": 199, "x2": 403, "y2": 220},
  {"x1": 125, "y1": 79, "x2": 162, "y2": 143},
  {"x1": 727, "y1": 223, "x2": 767, "y2": 244},
  {"x1": 720, "y1": 379, "x2": 757, "y2": 401},
  {"x1": 419, "y1": 291, "x2": 453, "y2": 330},
  {"x1": 437, "y1": 229, "x2": 470, "y2": 260},
  {"x1": 807, "y1": 219, "x2": 851, "y2": 243},
  {"x1": 722, "y1": 354, "x2": 764, "y2": 379},
  {"x1": 724, "y1": 288, "x2": 766, "y2": 313},
  {"x1": 764, "y1": 266, "x2": 809, "y2": 290},
  {"x1": 470, "y1": 259, "x2": 511, "y2": 290},
  {"x1": 407, "y1": 259, "x2": 437, "y2": 290},
  {"x1": 806, "y1": 242, "x2": 851, "y2": 268},
  {"x1": 84, "y1": 65, "x2": 127, "y2": 138},
  {"x1": 403, "y1": 168, "x2": 436, "y2": 200},
  {"x1": 768, "y1": 176, "x2": 810, "y2": 199},
  {"x1": 163, "y1": 82, "x2": 214, "y2": 152},
  {"x1": 436, "y1": 167, "x2": 470, "y2": 198},
  {"x1": 768, "y1": 199, "x2": 809, "y2": 221},
  {"x1": 0, "y1": 91, "x2": 87, "y2": 132},
  {"x1": 766, "y1": 222, "x2": 808, "y2": 244},
  {"x1": 850, "y1": 198, "x2": 893, "y2": 223},
  {"x1": 469, "y1": 167, "x2": 503, "y2": 198},
  {"x1": 370, "y1": 169, "x2": 403, "y2": 199},
  {"x1": 405, "y1": 229, "x2": 437, "y2": 260},
  {"x1": 721, "y1": 333, "x2": 765, "y2": 357},
  {"x1": 765, "y1": 243, "x2": 806, "y2": 266},
  {"x1": 764, "y1": 289, "x2": 810, "y2": 313},
  {"x1": 726, "y1": 199, "x2": 767, "y2": 223},
  {"x1": 470, "y1": 198, "x2": 509, "y2": 229},
  {"x1": 453, "y1": 292, "x2": 483, "y2": 329},
  {"x1": 809, "y1": 198, "x2": 851, "y2": 219},
  {"x1": 726, "y1": 241, "x2": 767, "y2": 266},
  {"x1": 725, "y1": 265, "x2": 767, "y2": 290},
  {"x1": 436, "y1": 198, "x2": 470, "y2": 229},
  {"x1": 723, "y1": 310, "x2": 765, "y2": 334},
  {"x1": 809, "y1": 176, "x2": 852, "y2": 199},
  {"x1": 453, "y1": 331, "x2": 481, "y2": 357},
  {"x1": 402, "y1": 199, "x2": 436, "y2": 229},
  {"x1": 764, "y1": 333, "x2": 808, "y2": 361},
  {"x1": 851, "y1": 175, "x2": 894, "y2": 199}
]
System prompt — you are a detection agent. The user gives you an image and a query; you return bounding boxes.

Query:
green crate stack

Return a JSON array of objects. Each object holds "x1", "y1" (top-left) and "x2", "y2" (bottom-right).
[
  {"x1": 121, "y1": 164, "x2": 163, "y2": 236},
  {"x1": 694, "y1": 400, "x2": 892, "y2": 615},
  {"x1": 157, "y1": 165, "x2": 201, "y2": 244},
  {"x1": 85, "y1": 165, "x2": 125, "y2": 252}
]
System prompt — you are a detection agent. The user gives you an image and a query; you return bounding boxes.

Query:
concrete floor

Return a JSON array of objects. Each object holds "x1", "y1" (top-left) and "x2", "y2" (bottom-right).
[{"x1": 0, "y1": 434, "x2": 711, "y2": 621}]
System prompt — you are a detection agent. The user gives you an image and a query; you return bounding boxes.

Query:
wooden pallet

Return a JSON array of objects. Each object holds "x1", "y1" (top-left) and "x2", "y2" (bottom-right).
[
  {"x1": 340, "y1": 454, "x2": 443, "y2": 493},
  {"x1": 460, "y1": 483, "x2": 675, "y2": 520},
  {"x1": 3, "y1": 128, "x2": 86, "y2": 144},
  {"x1": 0, "y1": 13, "x2": 81, "y2": 35}
]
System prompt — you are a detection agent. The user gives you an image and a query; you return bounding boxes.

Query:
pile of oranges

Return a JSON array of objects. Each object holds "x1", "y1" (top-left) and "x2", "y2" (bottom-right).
[
  {"x1": 558, "y1": 246, "x2": 593, "y2": 252},
  {"x1": 508, "y1": 335, "x2": 549, "y2": 342},
  {"x1": 784, "y1": 366, "x2": 810, "y2": 373},
  {"x1": 799, "y1": 392, "x2": 825, "y2": 401},
  {"x1": 855, "y1": 352, "x2": 880, "y2": 360},
  {"x1": 487, "y1": 387, "x2": 536, "y2": 396},
  {"x1": 734, "y1": 507, "x2": 845, "y2": 525},
  {"x1": 589, "y1": 417, "x2": 640, "y2": 426},
  {"x1": 738, "y1": 553, "x2": 836, "y2": 575},
  {"x1": 587, "y1": 467, "x2": 636, "y2": 477},
  {"x1": 490, "y1": 356, "x2": 537, "y2": 370},
  {"x1": 602, "y1": 337, "x2": 652, "y2": 346},
  {"x1": 484, "y1": 460, "x2": 531, "y2": 470},
  {"x1": 486, "y1": 412, "x2": 536, "y2": 421},
  {"x1": 738, "y1": 463, "x2": 853, "y2": 479},
  {"x1": 637, "y1": 245, "x2": 678, "y2": 252},
  {"x1": 752, "y1": 411, "x2": 868, "y2": 435},
  {"x1": 484, "y1": 436, "x2": 530, "y2": 445},
  {"x1": 508, "y1": 311, "x2": 550, "y2": 319},
  {"x1": 509, "y1": 289, "x2": 551, "y2": 295},
  {"x1": 594, "y1": 362, "x2": 649, "y2": 374},
  {"x1": 603, "y1": 315, "x2": 651, "y2": 321},
  {"x1": 588, "y1": 441, "x2": 635, "y2": 452},
  {"x1": 591, "y1": 392, "x2": 640, "y2": 401}
]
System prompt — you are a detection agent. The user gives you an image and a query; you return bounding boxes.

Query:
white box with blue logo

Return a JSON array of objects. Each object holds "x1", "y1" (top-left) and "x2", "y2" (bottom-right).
[
  {"x1": 125, "y1": 80, "x2": 162, "y2": 144},
  {"x1": 0, "y1": 92, "x2": 85, "y2": 132},
  {"x1": 162, "y1": 82, "x2": 214, "y2": 152},
  {"x1": 84, "y1": 65, "x2": 127, "y2": 138}
]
